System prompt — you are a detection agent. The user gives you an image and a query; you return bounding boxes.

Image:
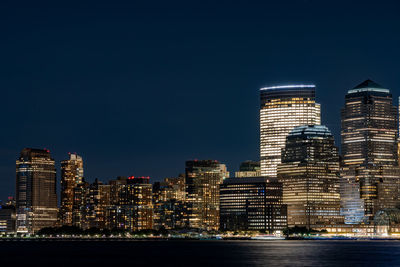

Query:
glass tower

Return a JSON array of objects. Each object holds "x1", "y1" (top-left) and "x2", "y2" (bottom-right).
[
  {"x1": 277, "y1": 125, "x2": 343, "y2": 228},
  {"x1": 341, "y1": 80, "x2": 400, "y2": 222},
  {"x1": 16, "y1": 148, "x2": 57, "y2": 233},
  {"x1": 260, "y1": 85, "x2": 321, "y2": 177}
]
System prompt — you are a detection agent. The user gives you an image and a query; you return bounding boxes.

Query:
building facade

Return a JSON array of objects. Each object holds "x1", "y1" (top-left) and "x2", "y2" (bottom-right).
[
  {"x1": 260, "y1": 85, "x2": 321, "y2": 177},
  {"x1": 107, "y1": 176, "x2": 153, "y2": 231},
  {"x1": 339, "y1": 175, "x2": 365, "y2": 224},
  {"x1": 60, "y1": 153, "x2": 84, "y2": 226},
  {"x1": 16, "y1": 148, "x2": 58, "y2": 233},
  {"x1": 341, "y1": 80, "x2": 400, "y2": 222},
  {"x1": 219, "y1": 177, "x2": 287, "y2": 232},
  {"x1": 84, "y1": 179, "x2": 111, "y2": 229},
  {"x1": 72, "y1": 179, "x2": 89, "y2": 228},
  {"x1": 278, "y1": 125, "x2": 343, "y2": 228},
  {"x1": 153, "y1": 175, "x2": 186, "y2": 230},
  {"x1": 235, "y1": 160, "x2": 261, "y2": 178},
  {"x1": 0, "y1": 205, "x2": 16, "y2": 233},
  {"x1": 185, "y1": 160, "x2": 229, "y2": 231}
]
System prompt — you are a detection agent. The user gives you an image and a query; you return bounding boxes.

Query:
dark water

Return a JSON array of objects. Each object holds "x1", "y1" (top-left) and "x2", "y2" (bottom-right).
[{"x1": 1, "y1": 240, "x2": 400, "y2": 266}]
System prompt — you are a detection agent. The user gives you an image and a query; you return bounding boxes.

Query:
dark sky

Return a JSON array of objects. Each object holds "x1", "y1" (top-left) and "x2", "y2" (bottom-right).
[{"x1": 1, "y1": 0, "x2": 400, "y2": 201}]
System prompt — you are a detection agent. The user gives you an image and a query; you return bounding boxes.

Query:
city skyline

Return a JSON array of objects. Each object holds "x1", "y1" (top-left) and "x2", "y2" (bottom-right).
[
  {"x1": 3, "y1": 2, "x2": 400, "y2": 266},
  {"x1": 0, "y1": 78, "x2": 399, "y2": 202},
  {"x1": 2, "y1": 1, "x2": 400, "y2": 203},
  {"x1": 8, "y1": 78, "x2": 399, "y2": 234}
]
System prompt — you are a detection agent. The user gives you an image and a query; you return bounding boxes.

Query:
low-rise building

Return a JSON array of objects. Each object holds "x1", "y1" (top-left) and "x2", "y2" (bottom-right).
[{"x1": 220, "y1": 177, "x2": 287, "y2": 233}]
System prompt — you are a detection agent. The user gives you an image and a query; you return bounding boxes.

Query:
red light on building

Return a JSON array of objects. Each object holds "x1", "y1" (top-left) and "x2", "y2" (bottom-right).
[{"x1": 128, "y1": 176, "x2": 150, "y2": 180}]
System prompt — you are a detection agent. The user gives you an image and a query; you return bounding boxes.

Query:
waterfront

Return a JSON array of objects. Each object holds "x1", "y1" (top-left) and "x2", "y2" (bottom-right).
[{"x1": 1, "y1": 240, "x2": 400, "y2": 266}]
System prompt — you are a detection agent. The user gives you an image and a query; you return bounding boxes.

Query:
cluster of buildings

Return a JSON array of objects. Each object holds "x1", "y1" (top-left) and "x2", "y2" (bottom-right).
[{"x1": 1, "y1": 79, "x2": 400, "y2": 236}]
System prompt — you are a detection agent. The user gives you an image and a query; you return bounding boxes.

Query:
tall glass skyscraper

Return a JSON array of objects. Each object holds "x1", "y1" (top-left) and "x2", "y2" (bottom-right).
[
  {"x1": 341, "y1": 80, "x2": 400, "y2": 222},
  {"x1": 16, "y1": 148, "x2": 57, "y2": 233},
  {"x1": 260, "y1": 85, "x2": 321, "y2": 177},
  {"x1": 277, "y1": 125, "x2": 343, "y2": 228}
]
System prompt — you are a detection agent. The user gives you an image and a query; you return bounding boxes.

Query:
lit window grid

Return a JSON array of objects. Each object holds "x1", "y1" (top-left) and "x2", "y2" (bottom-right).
[{"x1": 260, "y1": 102, "x2": 321, "y2": 177}]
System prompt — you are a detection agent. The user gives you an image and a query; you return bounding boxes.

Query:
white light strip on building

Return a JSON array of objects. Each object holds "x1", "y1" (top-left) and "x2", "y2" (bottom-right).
[
  {"x1": 260, "y1": 85, "x2": 316, "y2": 90},
  {"x1": 347, "y1": 88, "x2": 390, "y2": 94}
]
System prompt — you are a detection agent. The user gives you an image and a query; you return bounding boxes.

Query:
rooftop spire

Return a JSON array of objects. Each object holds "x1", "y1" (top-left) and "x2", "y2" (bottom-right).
[
  {"x1": 348, "y1": 79, "x2": 389, "y2": 94},
  {"x1": 353, "y1": 79, "x2": 384, "y2": 89}
]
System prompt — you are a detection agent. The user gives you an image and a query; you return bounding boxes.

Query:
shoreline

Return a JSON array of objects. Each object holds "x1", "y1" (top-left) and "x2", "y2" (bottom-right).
[{"x1": 1, "y1": 237, "x2": 400, "y2": 241}]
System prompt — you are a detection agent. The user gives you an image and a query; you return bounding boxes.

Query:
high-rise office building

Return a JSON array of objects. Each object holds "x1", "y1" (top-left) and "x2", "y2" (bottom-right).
[
  {"x1": 341, "y1": 80, "x2": 400, "y2": 222},
  {"x1": 235, "y1": 160, "x2": 261, "y2": 177},
  {"x1": 16, "y1": 148, "x2": 57, "y2": 233},
  {"x1": 185, "y1": 160, "x2": 229, "y2": 231},
  {"x1": 60, "y1": 153, "x2": 84, "y2": 226},
  {"x1": 260, "y1": 85, "x2": 321, "y2": 177},
  {"x1": 341, "y1": 80, "x2": 398, "y2": 167},
  {"x1": 219, "y1": 177, "x2": 287, "y2": 232},
  {"x1": 277, "y1": 125, "x2": 343, "y2": 228}
]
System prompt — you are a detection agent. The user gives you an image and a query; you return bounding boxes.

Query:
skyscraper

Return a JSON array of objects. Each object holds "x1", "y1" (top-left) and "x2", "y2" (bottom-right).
[
  {"x1": 277, "y1": 125, "x2": 343, "y2": 228},
  {"x1": 260, "y1": 85, "x2": 321, "y2": 177},
  {"x1": 341, "y1": 80, "x2": 400, "y2": 222},
  {"x1": 185, "y1": 160, "x2": 229, "y2": 231},
  {"x1": 16, "y1": 148, "x2": 57, "y2": 233},
  {"x1": 60, "y1": 153, "x2": 84, "y2": 226}
]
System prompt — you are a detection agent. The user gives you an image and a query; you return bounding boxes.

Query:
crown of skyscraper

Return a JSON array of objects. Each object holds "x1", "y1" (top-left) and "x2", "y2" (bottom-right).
[{"x1": 348, "y1": 79, "x2": 389, "y2": 94}]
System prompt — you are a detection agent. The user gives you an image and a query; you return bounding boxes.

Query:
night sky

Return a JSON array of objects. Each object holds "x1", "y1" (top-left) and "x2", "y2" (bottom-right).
[{"x1": 1, "y1": 0, "x2": 400, "y2": 201}]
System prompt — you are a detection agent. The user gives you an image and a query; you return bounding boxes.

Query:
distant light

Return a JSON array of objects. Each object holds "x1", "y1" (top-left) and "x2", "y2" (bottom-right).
[{"x1": 260, "y1": 84, "x2": 315, "y2": 90}]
